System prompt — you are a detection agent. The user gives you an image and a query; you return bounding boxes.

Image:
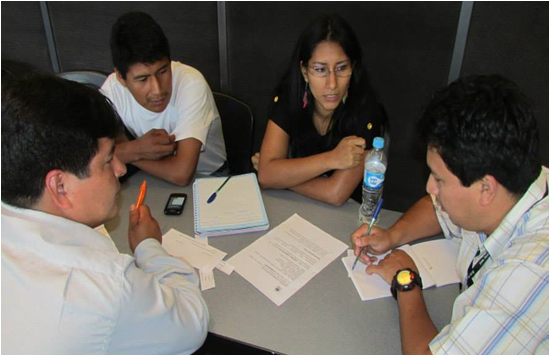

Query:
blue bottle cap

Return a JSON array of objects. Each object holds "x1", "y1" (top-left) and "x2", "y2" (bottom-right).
[{"x1": 373, "y1": 137, "x2": 384, "y2": 149}]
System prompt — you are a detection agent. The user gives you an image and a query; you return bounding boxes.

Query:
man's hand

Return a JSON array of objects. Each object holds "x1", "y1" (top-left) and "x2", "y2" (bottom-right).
[
  {"x1": 366, "y1": 250, "x2": 418, "y2": 284},
  {"x1": 136, "y1": 128, "x2": 176, "y2": 160},
  {"x1": 350, "y1": 224, "x2": 394, "y2": 264},
  {"x1": 328, "y1": 136, "x2": 366, "y2": 170},
  {"x1": 128, "y1": 204, "x2": 162, "y2": 253}
]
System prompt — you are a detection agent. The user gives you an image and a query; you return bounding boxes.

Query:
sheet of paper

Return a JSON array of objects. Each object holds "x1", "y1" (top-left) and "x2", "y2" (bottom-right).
[
  {"x1": 216, "y1": 260, "x2": 235, "y2": 275},
  {"x1": 162, "y1": 228, "x2": 227, "y2": 270},
  {"x1": 228, "y1": 214, "x2": 348, "y2": 306},
  {"x1": 342, "y1": 256, "x2": 392, "y2": 301},
  {"x1": 398, "y1": 245, "x2": 436, "y2": 289},
  {"x1": 195, "y1": 234, "x2": 208, "y2": 245},
  {"x1": 410, "y1": 239, "x2": 460, "y2": 287},
  {"x1": 342, "y1": 247, "x2": 431, "y2": 302},
  {"x1": 199, "y1": 268, "x2": 216, "y2": 291}
]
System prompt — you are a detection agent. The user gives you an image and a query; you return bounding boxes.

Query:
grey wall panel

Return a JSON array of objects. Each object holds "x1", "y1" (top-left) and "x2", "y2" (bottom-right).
[
  {"x1": 1, "y1": 2, "x2": 548, "y2": 213},
  {"x1": 1, "y1": 1, "x2": 52, "y2": 72},
  {"x1": 226, "y1": 2, "x2": 461, "y2": 212},
  {"x1": 461, "y1": 1, "x2": 549, "y2": 166},
  {"x1": 48, "y1": 2, "x2": 221, "y2": 90}
]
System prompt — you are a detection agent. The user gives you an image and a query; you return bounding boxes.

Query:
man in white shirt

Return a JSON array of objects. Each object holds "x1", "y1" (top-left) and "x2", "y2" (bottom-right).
[
  {"x1": 101, "y1": 11, "x2": 227, "y2": 186},
  {"x1": 1, "y1": 75, "x2": 209, "y2": 354},
  {"x1": 351, "y1": 75, "x2": 548, "y2": 354}
]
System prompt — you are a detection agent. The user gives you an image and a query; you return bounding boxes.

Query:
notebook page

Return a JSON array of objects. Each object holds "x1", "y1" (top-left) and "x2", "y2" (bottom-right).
[{"x1": 196, "y1": 174, "x2": 265, "y2": 229}]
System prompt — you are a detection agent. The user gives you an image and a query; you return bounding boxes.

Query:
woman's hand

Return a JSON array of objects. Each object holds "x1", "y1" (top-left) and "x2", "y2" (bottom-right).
[
  {"x1": 251, "y1": 152, "x2": 260, "y2": 171},
  {"x1": 328, "y1": 136, "x2": 366, "y2": 170}
]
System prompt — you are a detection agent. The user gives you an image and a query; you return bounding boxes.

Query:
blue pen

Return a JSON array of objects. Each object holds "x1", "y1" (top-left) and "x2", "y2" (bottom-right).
[
  {"x1": 352, "y1": 197, "x2": 384, "y2": 270},
  {"x1": 207, "y1": 176, "x2": 231, "y2": 204}
]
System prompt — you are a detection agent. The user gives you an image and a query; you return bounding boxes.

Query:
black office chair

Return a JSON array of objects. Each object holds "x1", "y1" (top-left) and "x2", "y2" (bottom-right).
[
  {"x1": 213, "y1": 92, "x2": 254, "y2": 175},
  {"x1": 57, "y1": 70, "x2": 108, "y2": 90},
  {"x1": 57, "y1": 69, "x2": 143, "y2": 182}
]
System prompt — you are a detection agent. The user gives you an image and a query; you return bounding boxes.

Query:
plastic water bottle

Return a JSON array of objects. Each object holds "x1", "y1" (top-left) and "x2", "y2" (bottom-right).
[{"x1": 359, "y1": 137, "x2": 387, "y2": 223}]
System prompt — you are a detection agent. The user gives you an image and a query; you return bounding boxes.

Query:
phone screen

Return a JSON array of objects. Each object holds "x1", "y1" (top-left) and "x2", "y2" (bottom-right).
[{"x1": 170, "y1": 196, "x2": 185, "y2": 207}]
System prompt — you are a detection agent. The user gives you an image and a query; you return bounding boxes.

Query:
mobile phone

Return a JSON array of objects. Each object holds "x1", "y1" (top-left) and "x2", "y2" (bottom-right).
[{"x1": 164, "y1": 193, "x2": 187, "y2": 215}]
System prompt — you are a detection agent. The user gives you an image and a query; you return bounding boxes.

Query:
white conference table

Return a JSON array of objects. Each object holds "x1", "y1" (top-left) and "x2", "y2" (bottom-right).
[{"x1": 105, "y1": 171, "x2": 459, "y2": 355}]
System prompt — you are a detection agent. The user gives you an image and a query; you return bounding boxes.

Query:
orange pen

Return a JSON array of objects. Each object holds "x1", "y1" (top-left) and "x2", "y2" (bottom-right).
[{"x1": 135, "y1": 180, "x2": 147, "y2": 209}]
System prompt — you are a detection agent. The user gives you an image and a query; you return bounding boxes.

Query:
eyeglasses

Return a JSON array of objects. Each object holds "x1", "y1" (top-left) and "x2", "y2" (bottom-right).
[{"x1": 307, "y1": 64, "x2": 353, "y2": 78}]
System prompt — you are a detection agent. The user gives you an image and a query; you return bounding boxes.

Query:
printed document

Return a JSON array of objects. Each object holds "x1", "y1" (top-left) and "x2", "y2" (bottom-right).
[{"x1": 228, "y1": 214, "x2": 348, "y2": 306}]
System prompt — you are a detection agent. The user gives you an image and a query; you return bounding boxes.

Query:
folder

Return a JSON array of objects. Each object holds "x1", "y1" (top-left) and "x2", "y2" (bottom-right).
[{"x1": 193, "y1": 173, "x2": 269, "y2": 236}]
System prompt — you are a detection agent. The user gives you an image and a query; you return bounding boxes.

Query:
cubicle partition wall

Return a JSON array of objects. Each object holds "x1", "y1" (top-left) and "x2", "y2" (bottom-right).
[
  {"x1": 2, "y1": 1, "x2": 548, "y2": 213},
  {"x1": 225, "y1": 2, "x2": 463, "y2": 211}
]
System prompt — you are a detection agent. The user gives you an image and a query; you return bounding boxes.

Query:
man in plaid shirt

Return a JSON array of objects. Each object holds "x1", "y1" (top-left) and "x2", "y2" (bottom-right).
[{"x1": 351, "y1": 75, "x2": 548, "y2": 354}]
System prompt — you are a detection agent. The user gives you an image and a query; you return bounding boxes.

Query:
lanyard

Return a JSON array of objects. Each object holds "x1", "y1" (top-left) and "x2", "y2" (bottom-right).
[
  {"x1": 466, "y1": 249, "x2": 490, "y2": 287},
  {"x1": 465, "y1": 182, "x2": 548, "y2": 289}
]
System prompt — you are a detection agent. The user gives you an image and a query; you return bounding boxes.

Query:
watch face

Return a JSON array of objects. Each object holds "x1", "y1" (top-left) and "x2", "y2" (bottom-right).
[{"x1": 397, "y1": 270, "x2": 413, "y2": 285}]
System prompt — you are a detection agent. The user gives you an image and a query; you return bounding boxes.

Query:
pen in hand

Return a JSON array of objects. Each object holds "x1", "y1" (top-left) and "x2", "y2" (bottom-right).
[
  {"x1": 207, "y1": 176, "x2": 231, "y2": 204},
  {"x1": 135, "y1": 180, "x2": 147, "y2": 209},
  {"x1": 352, "y1": 197, "x2": 384, "y2": 270}
]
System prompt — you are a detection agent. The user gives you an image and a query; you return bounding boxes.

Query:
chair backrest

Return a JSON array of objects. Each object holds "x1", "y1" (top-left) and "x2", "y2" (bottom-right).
[
  {"x1": 213, "y1": 92, "x2": 254, "y2": 175},
  {"x1": 57, "y1": 70, "x2": 108, "y2": 90}
]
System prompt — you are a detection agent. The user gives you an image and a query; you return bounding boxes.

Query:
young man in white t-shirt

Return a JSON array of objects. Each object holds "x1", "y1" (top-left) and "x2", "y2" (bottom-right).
[{"x1": 101, "y1": 11, "x2": 227, "y2": 186}]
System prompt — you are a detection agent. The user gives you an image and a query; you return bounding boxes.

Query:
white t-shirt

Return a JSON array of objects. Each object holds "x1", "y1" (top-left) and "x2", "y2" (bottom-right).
[
  {"x1": 1, "y1": 202, "x2": 209, "y2": 354},
  {"x1": 101, "y1": 61, "x2": 226, "y2": 174}
]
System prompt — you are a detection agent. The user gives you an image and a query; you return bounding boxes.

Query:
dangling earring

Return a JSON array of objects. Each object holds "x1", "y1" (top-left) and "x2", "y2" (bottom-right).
[
  {"x1": 342, "y1": 89, "x2": 349, "y2": 104},
  {"x1": 302, "y1": 82, "x2": 308, "y2": 108}
]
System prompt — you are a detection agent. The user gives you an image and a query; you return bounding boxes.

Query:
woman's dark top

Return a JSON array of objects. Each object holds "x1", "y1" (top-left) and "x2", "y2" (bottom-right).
[{"x1": 269, "y1": 93, "x2": 387, "y2": 203}]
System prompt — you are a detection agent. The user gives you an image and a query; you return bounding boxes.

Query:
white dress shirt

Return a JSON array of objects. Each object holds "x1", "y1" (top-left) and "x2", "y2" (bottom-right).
[{"x1": 1, "y1": 202, "x2": 209, "y2": 354}]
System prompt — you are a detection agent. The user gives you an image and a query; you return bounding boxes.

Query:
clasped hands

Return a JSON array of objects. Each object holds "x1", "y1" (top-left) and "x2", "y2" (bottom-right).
[{"x1": 136, "y1": 128, "x2": 177, "y2": 160}]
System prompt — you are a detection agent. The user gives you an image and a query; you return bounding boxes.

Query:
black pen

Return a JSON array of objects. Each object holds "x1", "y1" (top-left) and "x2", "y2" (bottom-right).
[{"x1": 352, "y1": 197, "x2": 384, "y2": 270}]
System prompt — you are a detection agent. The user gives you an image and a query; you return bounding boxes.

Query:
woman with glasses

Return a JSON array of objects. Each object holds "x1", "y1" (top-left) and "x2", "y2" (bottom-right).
[{"x1": 253, "y1": 14, "x2": 387, "y2": 206}]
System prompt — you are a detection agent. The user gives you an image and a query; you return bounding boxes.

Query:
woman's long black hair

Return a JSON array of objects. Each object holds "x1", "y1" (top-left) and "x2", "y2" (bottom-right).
[{"x1": 270, "y1": 13, "x2": 386, "y2": 154}]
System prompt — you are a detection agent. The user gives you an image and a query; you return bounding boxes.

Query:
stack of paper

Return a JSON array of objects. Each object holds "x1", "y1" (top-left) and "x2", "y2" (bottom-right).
[
  {"x1": 343, "y1": 239, "x2": 460, "y2": 301},
  {"x1": 193, "y1": 173, "x2": 269, "y2": 237}
]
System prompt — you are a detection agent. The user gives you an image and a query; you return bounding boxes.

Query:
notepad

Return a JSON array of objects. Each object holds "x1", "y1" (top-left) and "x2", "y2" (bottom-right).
[
  {"x1": 193, "y1": 173, "x2": 269, "y2": 236},
  {"x1": 343, "y1": 239, "x2": 460, "y2": 301}
]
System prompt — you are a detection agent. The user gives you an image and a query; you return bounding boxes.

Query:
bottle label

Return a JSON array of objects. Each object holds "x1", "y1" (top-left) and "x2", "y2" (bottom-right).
[{"x1": 365, "y1": 171, "x2": 384, "y2": 189}]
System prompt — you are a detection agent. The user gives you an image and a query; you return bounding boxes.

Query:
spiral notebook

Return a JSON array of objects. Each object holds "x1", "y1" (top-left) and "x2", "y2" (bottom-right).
[{"x1": 193, "y1": 173, "x2": 269, "y2": 237}]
